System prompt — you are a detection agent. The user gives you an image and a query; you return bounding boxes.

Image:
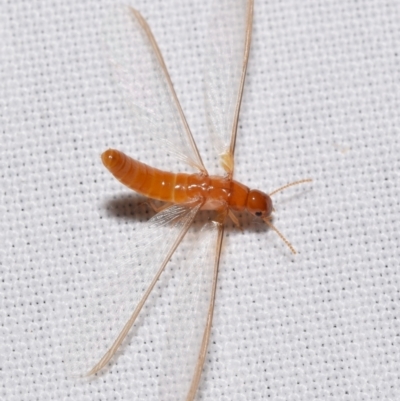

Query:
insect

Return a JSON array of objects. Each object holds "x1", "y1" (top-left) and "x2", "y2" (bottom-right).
[{"x1": 75, "y1": 1, "x2": 311, "y2": 399}]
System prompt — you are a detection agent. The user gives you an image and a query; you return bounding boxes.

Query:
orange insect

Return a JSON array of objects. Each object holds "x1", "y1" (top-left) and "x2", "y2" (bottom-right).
[
  {"x1": 72, "y1": 1, "x2": 310, "y2": 399},
  {"x1": 101, "y1": 150, "x2": 309, "y2": 252}
]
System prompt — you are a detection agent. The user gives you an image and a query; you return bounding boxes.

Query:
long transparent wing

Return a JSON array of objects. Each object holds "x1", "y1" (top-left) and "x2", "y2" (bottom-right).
[
  {"x1": 204, "y1": 0, "x2": 254, "y2": 176},
  {"x1": 107, "y1": 7, "x2": 207, "y2": 174},
  {"x1": 159, "y1": 219, "x2": 224, "y2": 401},
  {"x1": 65, "y1": 202, "x2": 201, "y2": 376}
]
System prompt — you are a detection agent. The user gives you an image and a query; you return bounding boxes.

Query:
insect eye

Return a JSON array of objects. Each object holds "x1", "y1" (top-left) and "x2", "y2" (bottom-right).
[{"x1": 255, "y1": 211, "x2": 262, "y2": 217}]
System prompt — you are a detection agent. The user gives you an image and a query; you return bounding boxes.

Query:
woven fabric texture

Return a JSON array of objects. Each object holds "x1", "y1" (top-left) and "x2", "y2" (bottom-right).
[{"x1": 1, "y1": 0, "x2": 400, "y2": 400}]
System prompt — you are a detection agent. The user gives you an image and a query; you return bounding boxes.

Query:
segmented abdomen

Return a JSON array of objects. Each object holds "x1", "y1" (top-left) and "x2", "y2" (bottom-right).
[
  {"x1": 102, "y1": 149, "x2": 250, "y2": 210},
  {"x1": 102, "y1": 149, "x2": 194, "y2": 203}
]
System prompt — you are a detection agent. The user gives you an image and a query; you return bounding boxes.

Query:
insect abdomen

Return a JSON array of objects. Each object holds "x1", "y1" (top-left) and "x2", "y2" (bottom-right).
[
  {"x1": 102, "y1": 149, "x2": 193, "y2": 203},
  {"x1": 102, "y1": 149, "x2": 250, "y2": 209}
]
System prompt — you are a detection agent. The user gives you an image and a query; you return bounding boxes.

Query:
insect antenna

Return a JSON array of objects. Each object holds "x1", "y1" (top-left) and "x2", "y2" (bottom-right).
[
  {"x1": 264, "y1": 179, "x2": 311, "y2": 253},
  {"x1": 263, "y1": 218, "x2": 296, "y2": 254},
  {"x1": 269, "y1": 179, "x2": 312, "y2": 197}
]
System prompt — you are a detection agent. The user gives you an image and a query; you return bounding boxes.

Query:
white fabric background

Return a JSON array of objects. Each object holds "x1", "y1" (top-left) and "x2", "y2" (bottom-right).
[{"x1": 1, "y1": 0, "x2": 400, "y2": 400}]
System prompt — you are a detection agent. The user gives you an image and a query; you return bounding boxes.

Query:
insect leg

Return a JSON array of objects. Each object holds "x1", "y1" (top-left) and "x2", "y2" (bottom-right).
[
  {"x1": 147, "y1": 200, "x2": 173, "y2": 213},
  {"x1": 228, "y1": 209, "x2": 242, "y2": 230}
]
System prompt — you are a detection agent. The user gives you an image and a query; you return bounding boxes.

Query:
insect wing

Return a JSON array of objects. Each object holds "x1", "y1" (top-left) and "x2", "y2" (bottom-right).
[
  {"x1": 107, "y1": 8, "x2": 206, "y2": 174},
  {"x1": 204, "y1": 0, "x2": 253, "y2": 175},
  {"x1": 65, "y1": 203, "x2": 200, "y2": 376},
  {"x1": 159, "y1": 220, "x2": 223, "y2": 401}
]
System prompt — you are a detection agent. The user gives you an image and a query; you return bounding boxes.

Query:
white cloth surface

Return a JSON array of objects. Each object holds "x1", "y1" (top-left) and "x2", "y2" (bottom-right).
[{"x1": 1, "y1": 0, "x2": 400, "y2": 400}]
